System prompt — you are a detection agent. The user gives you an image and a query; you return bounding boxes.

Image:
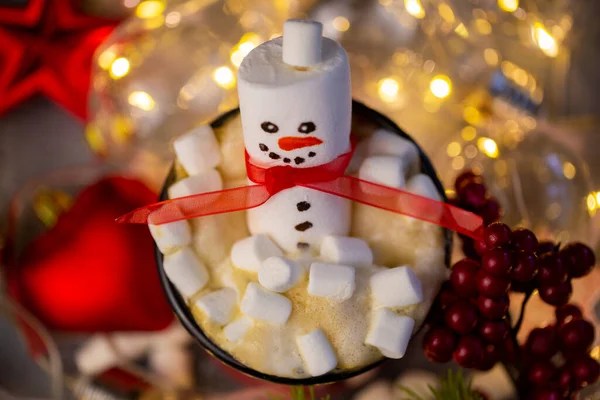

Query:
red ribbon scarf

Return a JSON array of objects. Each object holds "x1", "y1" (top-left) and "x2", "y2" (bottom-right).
[{"x1": 117, "y1": 145, "x2": 484, "y2": 241}]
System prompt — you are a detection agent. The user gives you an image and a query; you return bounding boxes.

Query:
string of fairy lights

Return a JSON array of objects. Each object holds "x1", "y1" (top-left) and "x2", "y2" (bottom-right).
[{"x1": 87, "y1": 0, "x2": 600, "y2": 221}]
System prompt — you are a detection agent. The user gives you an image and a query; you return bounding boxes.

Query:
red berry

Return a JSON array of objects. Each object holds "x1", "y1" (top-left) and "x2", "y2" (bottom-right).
[
  {"x1": 538, "y1": 253, "x2": 568, "y2": 285},
  {"x1": 476, "y1": 295, "x2": 509, "y2": 319},
  {"x1": 558, "y1": 319, "x2": 595, "y2": 354},
  {"x1": 570, "y1": 356, "x2": 600, "y2": 388},
  {"x1": 457, "y1": 177, "x2": 488, "y2": 209},
  {"x1": 477, "y1": 343, "x2": 501, "y2": 371},
  {"x1": 474, "y1": 239, "x2": 489, "y2": 256},
  {"x1": 438, "y1": 282, "x2": 460, "y2": 309},
  {"x1": 530, "y1": 388, "x2": 563, "y2": 400},
  {"x1": 555, "y1": 304, "x2": 583, "y2": 328},
  {"x1": 528, "y1": 360, "x2": 558, "y2": 386},
  {"x1": 557, "y1": 366, "x2": 575, "y2": 396},
  {"x1": 539, "y1": 280, "x2": 572, "y2": 307},
  {"x1": 479, "y1": 319, "x2": 510, "y2": 344},
  {"x1": 512, "y1": 228, "x2": 539, "y2": 252},
  {"x1": 500, "y1": 336, "x2": 518, "y2": 363},
  {"x1": 525, "y1": 327, "x2": 559, "y2": 359},
  {"x1": 444, "y1": 300, "x2": 479, "y2": 334},
  {"x1": 481, "y1": 248, "x2": 513, "y2": 277},
  {"x1": 477, "y1": 198, "x2": 501, "y2": 225},
  {"x1": 476, "y1": 270, "x2": 511, "y2": 298},
  {"x1": 560, "y1": 242, "x2": 596, "y2": 278},
  {"x1": 454, "y1": 170, "x2": 478, "y2": 191},
  {"x1": 484, "y1": 222, "x2": 512, "y2": 249},
  {"x1": 511, "y1": 251, "x2": 538, "y2": 282},
  {"x1": 453, "y1": 335, "x2": 485, "y2": 368},
  {"x1": 461, "y1": 238, "x2": 480, "y2": 260},
  {"x1": 537, "y1": 241, "x2": 557, "y2": 255},
  {"x1": 450, "y1": 259, "x2": 480, "y2": 298},
  {"x1": 423, "y1": 326, "x2": 457, "y2": 363}
]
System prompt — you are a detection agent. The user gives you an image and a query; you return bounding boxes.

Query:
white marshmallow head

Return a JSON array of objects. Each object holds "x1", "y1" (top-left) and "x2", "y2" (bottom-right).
[{"x1": 238, "y1": 19, "x2": 351, "y2": 169}]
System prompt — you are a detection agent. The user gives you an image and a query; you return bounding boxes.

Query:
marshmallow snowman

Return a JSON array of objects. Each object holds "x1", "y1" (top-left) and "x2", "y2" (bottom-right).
[{"x1": 238, "y1": 19, "x2": 352, "y2": 253}]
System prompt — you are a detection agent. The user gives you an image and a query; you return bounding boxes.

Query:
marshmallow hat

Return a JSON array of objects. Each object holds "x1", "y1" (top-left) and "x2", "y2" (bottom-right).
[{"x1": 237, "y1": 19, "x2": 352, "y2": 168}]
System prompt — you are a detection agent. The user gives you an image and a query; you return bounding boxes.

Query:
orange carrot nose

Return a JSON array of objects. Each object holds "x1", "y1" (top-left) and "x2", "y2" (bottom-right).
[{"x1": 278, "y1": 136, "x2": 323, "y2": 151}]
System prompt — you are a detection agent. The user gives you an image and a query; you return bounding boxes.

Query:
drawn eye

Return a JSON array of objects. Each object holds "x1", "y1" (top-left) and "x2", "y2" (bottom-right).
[
  {"x1": 261, "y1": 121, "x2": 279, "y2": 133},
  {"x1": 298, "y1": 122, "x2": 316, "y2": 134}
]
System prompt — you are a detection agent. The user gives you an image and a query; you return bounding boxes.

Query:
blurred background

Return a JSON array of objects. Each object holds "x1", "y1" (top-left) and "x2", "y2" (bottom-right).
[{"x1": 0, "y1": 0, "x2": 599, "y2": 398}]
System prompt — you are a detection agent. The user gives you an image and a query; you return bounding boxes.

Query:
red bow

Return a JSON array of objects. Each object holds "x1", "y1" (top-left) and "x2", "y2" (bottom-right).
[{"x1": 117, "y1": 145, "x2": 484, "y2": 241}]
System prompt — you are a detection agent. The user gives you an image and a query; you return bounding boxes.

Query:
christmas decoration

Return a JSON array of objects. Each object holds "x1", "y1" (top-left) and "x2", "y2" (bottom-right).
[
  {"x1": 0, "y1": 0, "x2": 119, "y2": 119},
  {"x1": 7, "y1": 176, "x2": 173, "y2": 332},
  {"x1": 423, "y1": 169, "x2": 599, "y2": 399}
]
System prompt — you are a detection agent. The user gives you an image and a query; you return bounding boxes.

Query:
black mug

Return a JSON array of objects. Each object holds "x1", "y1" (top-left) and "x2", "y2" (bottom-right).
[{"x1": 154, "y1": 100, "x2": 452, "y2": 385}]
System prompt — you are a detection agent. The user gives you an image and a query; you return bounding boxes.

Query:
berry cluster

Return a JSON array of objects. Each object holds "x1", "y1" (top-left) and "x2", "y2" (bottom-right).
[
  {"x1": 423, "y1": 170, "x2": 599, "y2": 399},
  {"x1": 523, "y1": 304, "x2": 599, "y2": 399}
]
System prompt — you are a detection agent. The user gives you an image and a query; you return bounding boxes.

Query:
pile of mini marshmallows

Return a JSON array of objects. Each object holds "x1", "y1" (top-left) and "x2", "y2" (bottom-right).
[{"x1": 150, "y1": 125, "x2": 434, "y2": 377}]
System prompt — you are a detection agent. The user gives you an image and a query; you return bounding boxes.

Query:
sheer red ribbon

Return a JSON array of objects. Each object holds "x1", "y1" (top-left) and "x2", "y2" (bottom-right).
[{"x1": 116, "y1": 146, "x2": 484, "y2": 240}]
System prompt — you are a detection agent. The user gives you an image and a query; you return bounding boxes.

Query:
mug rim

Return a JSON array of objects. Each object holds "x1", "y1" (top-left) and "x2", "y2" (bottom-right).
[{"x1": 154, "y1": 100, "x2": 452, "y2": 385}]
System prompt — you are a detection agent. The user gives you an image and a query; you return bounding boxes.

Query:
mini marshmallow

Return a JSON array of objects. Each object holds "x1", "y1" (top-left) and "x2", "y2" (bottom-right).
[
  {"x1": 296, "y1": 329, "x2": 338, "y2": 376},
  {"x1": 149, "y1": 220, "x2": 191, "y2": 255},
  {"x1": 231, "y1": 234, "x2": 283, "y2": 272},
  {"x1": 240, "y1": 282, "x2": 292, "y2": 325},
  {"x1": 358, "y1": 156, "x2": 406, "y2": 189},
  {"x1": 365, "y1": 309, "x2": 415, "y2": 359},
  {"x1": 282, "y1": 19, "x2": 323, "y2": 67},
  {"x1": 75, "y1": 333, "x2": 151, "y2": 375},
  {"x1": 320, "y1": 236, "x2": 373, "y2": 267},
  {"x1": 223, "y1": 316, "x2": 254, "y2": 343},
  {"x1": 258, "y1": 256, "x2": 303, "y2": 292},
  {"x1": 406, "y1": 174, "x2": 441, "y2": 201},
  {"x1": 308, "y1": 262, "x2": 355, "y2": 302},
  {"x1": 168, "y1": 169, "x2": 223, "y2": 199},
  {"x1": 370, "y1": 266, "x2": 423, "y2": 308},
  {"x1": 173, "y1": 125, "x2": 221, "y2": 176},
  {"x1": 366, "y1": 129, "x2": 420, "y2": 173},
  {"x1": 163, "y1": 247, "x2": 209, "y2": 299},
  {"x1": 194, "y1": 288, "x2": 237, "y2": 325}
]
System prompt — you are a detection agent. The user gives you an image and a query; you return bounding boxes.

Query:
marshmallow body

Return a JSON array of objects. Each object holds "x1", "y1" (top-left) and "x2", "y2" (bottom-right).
[
  {"x1": 320, "y1": 236, "x2": 373, "y2": 267},
  {"x1": 223, "y1": 316, "x2": 254, "y2": 343},
  {"x1": 163, "y1": 247, "x2": 209, "y2": 299},
  {"x1": 173, "y1": 125, "x2": 221, "y2": 175},
  {"x1": 150, "y1": 221, "x2": 191, "y2": 254},
  {"x1": 230, "y1": 234, "x2": 283, "y2": 272},
  {"x1": 240, "y1": 282, "x2": 292, "y2": 325},
  {"x1": 194, "y1": 288, "x2": 237, "y2": 325},
  {"x1": 247, "y1": 187, "x2": 351, "y2": 253},
  {"x1": 359, "y1": 156, "x2": 406, "y2": 189},
  {"x1": 308, "y1": 262, "x2": 355, "y2": 302},
  {"x1": 75, "y1": 333, "x2": 151, "y2": 375},
  {"x1": 370, "y1": 266, "x2": 423, "y2": 307},
  {"x1": 168, "y1": 169, "x2": 223, "y2": 199},
  {"x1": 366, "y1": 129, "x2": 420, "y2": 173},
  {"x1": 365, "y1": 309, "x2": 415, "y2": 359},
  {"x1": 406, "y1": 173, "x2": 441, "y2": 201},
  {"x1": 258, "y1": 256, "x2": 303, "y2": 292},
  {"x1": 296, "y1": 329, "x2": 338, "y2": 376}
]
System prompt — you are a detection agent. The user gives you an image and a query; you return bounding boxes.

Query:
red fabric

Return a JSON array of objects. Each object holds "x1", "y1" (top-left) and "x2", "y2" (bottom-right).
[
  {"x1": 0, "y1": 0, "x2": 118, "y2": 119},
  {"x1": 9, "y1": 177, "x2": 174, "y2": 332},
  {"x1": 118, "y1": 146, "x2": 484, "y2": 241}
]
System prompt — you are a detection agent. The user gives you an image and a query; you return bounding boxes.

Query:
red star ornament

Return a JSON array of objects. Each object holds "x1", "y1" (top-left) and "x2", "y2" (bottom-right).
[{"x1": 0, "y1": 0, "x2": 119, "y2": 119}]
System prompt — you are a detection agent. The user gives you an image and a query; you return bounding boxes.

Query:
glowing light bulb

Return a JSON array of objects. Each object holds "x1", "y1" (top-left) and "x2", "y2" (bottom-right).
[
  {"x1": 136, "y1": 0, "x2": 164, "y2": 19},
  {"x1": 98, "y1": 49, "x2": 116, "y2": 70},
  {"x1": 332, "y1": 16, "x2": 350, "y2": 32},
  {"x1": 438, "y1": 3, "x2": 455, "y2": 24},
  {"x1": 230, "y1": 33, "x2": 260, "y2": 68},
  {"x1": 404, "y1": 0, "x2": 425, "y2": 19},
  {"x1": 213, "y1": 66, "x2": 235, "y2": 89},
  {"x1": 446, "y1": 142, "x2": 461, "y2": 157},
  {"x1": 475, "y1": 19, "x2": 492, "y2": 35},
  {"x1": 110, "y1": 57, "x2": 130, "y2": 79},
  {"x1": 477, "y1": 137, "x2": 499, "y2": 158},
  {"x1": 378, "y1": 78, "x2": 400, "y2": 103},
  {"x1": 429, "y1": 75, "x2": 452, "y2": 99},
  {"x1": 562, "y1": 162, "x2": 576, "y2": 180},
  {"x1": 454, "y1": 23, "x2": 469, "y2": 38},
  {"x1": 128, "y1": 91, "x2": 156, "y2": 111},
  {"x1": 587, "y1": 193, "x2": 597, "y2": 216},
  {"x1": 463, "y1": 107, "x2": 482, "y2": 126},
  {"x1": 532, "y1": 22, "x2": 559, "y2": 58},
  {"x1": 165, "y1": 11, "x2": 181, "y2": 27},
  {"x1": 461, "y1": 126, "x2": 477, "y2": 141},
  {"x1": 483, "y1": 48, "x2": 499, "y2": 66},
  {"x1": 498, "y1": 0, "x2": 518, "y2": 12}
]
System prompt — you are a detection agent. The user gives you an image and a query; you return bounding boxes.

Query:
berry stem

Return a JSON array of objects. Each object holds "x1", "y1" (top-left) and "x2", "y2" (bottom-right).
[{"x1": 511, "y1": 289, "x2": 534, "y2": 336}]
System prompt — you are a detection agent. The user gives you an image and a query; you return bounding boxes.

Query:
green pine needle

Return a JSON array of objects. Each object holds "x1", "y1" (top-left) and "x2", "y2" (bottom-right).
[{"x1": 399, "y1": 369, "x2": 483, "y2": 400}]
